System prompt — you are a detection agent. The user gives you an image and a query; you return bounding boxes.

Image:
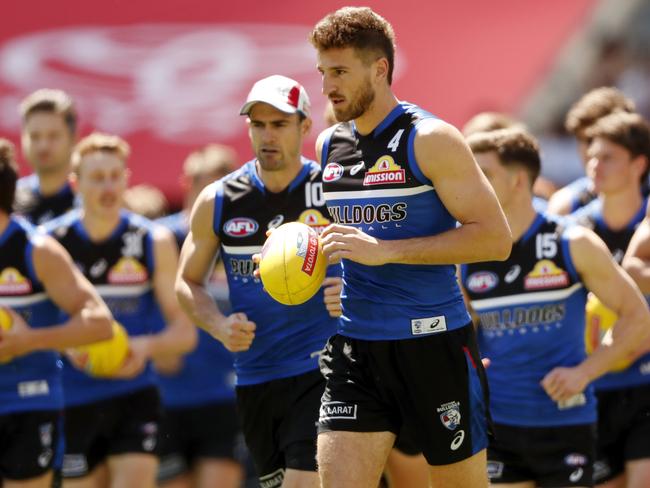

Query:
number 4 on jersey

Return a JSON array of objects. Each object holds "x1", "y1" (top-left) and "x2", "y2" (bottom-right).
[{"x1": 387, "y1": 129, "x2": 404, "y2": 152}]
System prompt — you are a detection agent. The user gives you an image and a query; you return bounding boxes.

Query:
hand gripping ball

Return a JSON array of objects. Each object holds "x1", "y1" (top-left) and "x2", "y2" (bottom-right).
[
  {"x1": 259, "y1": 222, "x2": 327, "y2": 305},
  {"x1": 584, "y1": 294, "x2": 629, "y2": 372},
  {"x1": 74, "y1": 321, "x2": 130, "y2": 377}
]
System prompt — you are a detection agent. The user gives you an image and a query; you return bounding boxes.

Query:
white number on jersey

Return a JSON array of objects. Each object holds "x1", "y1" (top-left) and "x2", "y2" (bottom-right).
[
  {"x1": 535, "y1": 233, "x2": 558, "y2": 259},
  {"x1": 387, "y1": 129, "x2": 405, "y2": 153},
  {"x1": 305, "y1": 182, "x2": 325, "y2": 207}
]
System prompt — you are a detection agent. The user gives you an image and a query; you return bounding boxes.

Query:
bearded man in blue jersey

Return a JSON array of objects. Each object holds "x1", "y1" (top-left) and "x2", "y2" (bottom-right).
[{"x1": 310, "y1": 7, "x2": 511, "y2": 488}]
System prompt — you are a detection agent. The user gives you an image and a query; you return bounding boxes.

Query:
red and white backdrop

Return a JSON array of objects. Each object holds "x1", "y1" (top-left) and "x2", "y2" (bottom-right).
[{"x1": 0, "y1": 0, "x2": 594, "y2": 204}]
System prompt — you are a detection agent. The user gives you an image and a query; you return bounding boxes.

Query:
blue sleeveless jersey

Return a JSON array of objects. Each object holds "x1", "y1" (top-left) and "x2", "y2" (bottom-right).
[
  {"x1": 213, "y1": 158, "x2": 338, "y2": 386},
  {"x1": 570, "y1": 197, "x2": 650, "y2": 391},
  {"x1": 462, "y1": 213, "x2": 594, "y2": 426},
  {"x1": 0, "y1": 217, "x2": 63, "y2": 414},
  {"x1": 156, "y1": 211, "x2": 236, "y2": 408},
  {"x1": 45, "y1": 210, "x2": 161, "y2": 406},
  {"x1": 15, "y1": 174, "x2": 77, "y2": 225},
  {"x1": 321, "y1": 102, "x2": 470, "y2": 340}
]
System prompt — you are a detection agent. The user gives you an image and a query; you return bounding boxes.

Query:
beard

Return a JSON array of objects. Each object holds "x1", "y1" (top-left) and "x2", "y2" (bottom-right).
[{"x1": 332, "y1": 79, "x2": 375, "y2": 122}]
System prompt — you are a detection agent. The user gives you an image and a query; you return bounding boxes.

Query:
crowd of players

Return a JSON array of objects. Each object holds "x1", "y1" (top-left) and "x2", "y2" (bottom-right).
[{"x1": 3, "y1": 6, "x2": 650, "y2": 488}]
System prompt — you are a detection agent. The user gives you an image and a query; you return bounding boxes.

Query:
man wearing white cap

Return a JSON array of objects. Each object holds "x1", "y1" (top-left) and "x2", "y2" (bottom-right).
[{"x1": 176, "y1": 75, "x2": 342, "y2": 488}]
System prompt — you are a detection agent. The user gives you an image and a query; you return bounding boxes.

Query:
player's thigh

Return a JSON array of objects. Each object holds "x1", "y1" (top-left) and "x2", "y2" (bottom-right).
[
  {"x1": 317, "y1": 430, "x2": 395, "y2": 488},
  {"x1": 383, "y1": 448, "x2": 429, "y2": 488},
  {"x1": 107, "y1": 453, "x2": 158, "y2": 488},
  {"x1": 428, "y1": 448, "x2": 488, "y2": 488},
  {"x1": 3, "y1": 471, "x2": 53, "y2": 488},
  {"x1": 281, "y1": 469, "x2": 319, "y2": 488},
  {"x1": 62, "y1": 463, "x2": 108, "y2": 488},
  {"x1": 157, "y1": 474, "x2": 191, "y2": 488},
  {"x1": 624, "y1": 458, "x2": 650, "y2": 488},
  {"x1": 595, "y1": 475, "x2": 625, "y2": 488},
  {"x1": 193, "y1": 458, "x2": 243, "y2": 488}
]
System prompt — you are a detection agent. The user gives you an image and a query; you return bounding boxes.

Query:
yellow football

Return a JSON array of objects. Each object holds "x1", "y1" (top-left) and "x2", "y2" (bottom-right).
[
  {"x1": 259, "y1": 222, "x2": 327, "y2": 305},
  {"x1": 74, "y1": 321, "x2": 130, "y2": 377},
  {"x1": 585, "y1": 294, "x2": 629, "y2": 372},
  {"x1": 0, "y1": 307, "x2": 11, "y2": 331},
  {"x1": 0, "y1": 307, "x2": 13, "y2": 363}
]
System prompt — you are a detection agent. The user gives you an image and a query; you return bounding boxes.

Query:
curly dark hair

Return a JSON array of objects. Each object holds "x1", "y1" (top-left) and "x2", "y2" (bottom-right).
[
  {"x1": 310, "y1": 7, "x2": 396, "y2": 84},
  {"x1": 565, "y1": 87, "x2": 635, "y2": 139}
]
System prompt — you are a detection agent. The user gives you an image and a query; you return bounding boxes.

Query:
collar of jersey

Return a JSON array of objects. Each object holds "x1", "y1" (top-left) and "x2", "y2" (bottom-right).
[
  {"x1": 517, "y1": 211, "x2": 546, "y2": 246},
  {"x1": 593, "y1": 196, "x2": 647, "y2": 232},
  {"x1": 0, "y1": 217, "x2": 20, "y2": 247},
  {"x1": 352, "y1": 101, "x2": 406, "y2": 139},
  {"x1": 73, "y1": 210, "x2": 130, "y2": 244},
  {"x1": 34, "y1": 179, "x2": 74, "y2": 200},
  {"x1": 247, "y1": 157, "x2": 313, "y2": 194}
]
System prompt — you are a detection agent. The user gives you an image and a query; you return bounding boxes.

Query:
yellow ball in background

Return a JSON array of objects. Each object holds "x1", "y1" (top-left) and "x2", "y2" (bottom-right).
[
  {"x1": 259, "y1": 222, "x2": 327, "y2": 305},
  {"x1": 585, "y1": 294, "x2": 629, "y2": 372},
  {"x1": 0, "y1": 307, "x2": 13, "y2": 364},
  {"x1": 74, "y1": 321, "x2": 130, "y2": 377},
  {"x1": 0, "y1": 307, "x2": 12, "y2": 331}
]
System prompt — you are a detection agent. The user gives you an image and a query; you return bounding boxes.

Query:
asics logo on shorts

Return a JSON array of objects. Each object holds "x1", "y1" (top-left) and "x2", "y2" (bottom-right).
[
  {"x1": 450, "y1": 430, "x2": 465, "y2": 451},
  {"x1": 569, "y1": 467, "x2": 584, "y2": 483}
]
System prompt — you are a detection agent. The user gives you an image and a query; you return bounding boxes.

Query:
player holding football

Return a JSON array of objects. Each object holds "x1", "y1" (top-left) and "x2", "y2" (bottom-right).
[
  {"x1": 310, "y1": 7, "x2": 511, "y2": 488},
  {"x1": 43, "y1": 133, "x2": 195, "y2": 488},
  {"x1": 463, "y1": 127, "x2": 650, "y2": 488},
  {"x1": 0, "y1": 138, "x2": 113, "y2": 488},
  {"x1": 176, "y1": 75, "x2": 340, "y2": 488}
]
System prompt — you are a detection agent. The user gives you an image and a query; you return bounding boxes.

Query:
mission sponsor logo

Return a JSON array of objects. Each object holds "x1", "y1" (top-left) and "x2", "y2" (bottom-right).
[
  {"x1": 223, "y1": 217, "x2": 258, "y2": 238},
  {"x1": 466, "y1": 271, "x2": 498, "y2": 293},
  {"x1": 107, "y1": 257, "x2": 148, "y2": 284},
  {"x1": 322, "y1": 162, "x2": 344, "y2": 183},
  {"x1": 297, "y1": 209, "x2": 330, "y2": 234},
  {"x1": 524, "y1": 259, "x2": 568, "y2": 290},
  {"x1": 0, "y1": 267, "x2": 32, "y2": 295},
  {"x1": 363, "y1": 155, "x2": 405, "y2": 186}
]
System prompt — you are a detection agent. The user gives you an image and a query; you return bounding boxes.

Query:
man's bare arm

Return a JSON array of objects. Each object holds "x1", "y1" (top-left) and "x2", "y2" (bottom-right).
[
  {"x1": 175, "y1": 185, "x2": 255, "y2": 352},
  {"x1": 542, "y1": 226, "x2": 650, "y2": 401},
  {"x1": 623, "y1": 202, "x2": 650, "y2": 293},
  {"x1": 321, "y1": 120, "x2": 512, "y2": 265},
  {"x1": 0, "y1": 235, "x2": 113, "y2": 360}
]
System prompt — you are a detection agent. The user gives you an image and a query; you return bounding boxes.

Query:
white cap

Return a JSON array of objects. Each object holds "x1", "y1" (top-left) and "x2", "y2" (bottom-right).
[{"x1": 240, "y1": 75, "x2": 310, "y2": 117}]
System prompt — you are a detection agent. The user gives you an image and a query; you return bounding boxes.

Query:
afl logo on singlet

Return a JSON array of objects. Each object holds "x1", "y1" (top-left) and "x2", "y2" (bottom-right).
[
  {"x1": 223, "y1": 218, "x2": 259, "y2": 238},
  {"x1": 322, "y1": 163, "x2": 344, "y2": 183},
  {"x1": 467, "y1": 271, "x2": 498, "y2": 293}
]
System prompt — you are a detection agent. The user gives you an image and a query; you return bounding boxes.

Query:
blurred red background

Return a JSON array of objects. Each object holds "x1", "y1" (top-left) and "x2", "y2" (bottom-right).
[{"x1": 0, "y1": 0, "x2": 594, "y2": 205}]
